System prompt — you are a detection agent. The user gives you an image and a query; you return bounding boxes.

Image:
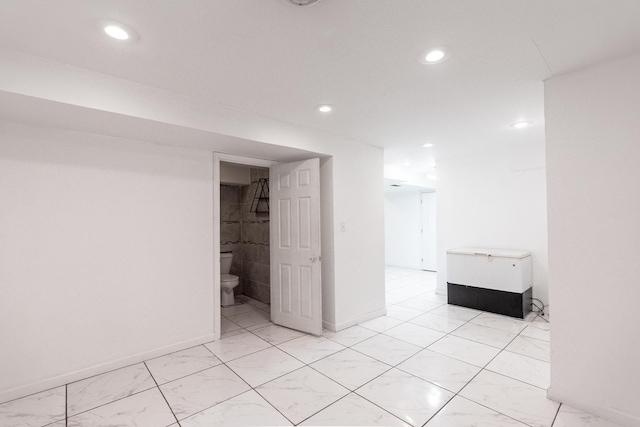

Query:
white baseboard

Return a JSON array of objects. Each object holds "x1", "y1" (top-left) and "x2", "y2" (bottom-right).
[
  {"x1": 323, "y1": 307, "x2": 387, "y2": 332},
  {"x1": 385, "y1": 264, "x2": 421, "y2": 270},
  {"x1": 0, "y1": 333, "x2": 217, "y2": 404},
  {"x1": 548, "y1": 387, "x2": 639, "y2": 427}
]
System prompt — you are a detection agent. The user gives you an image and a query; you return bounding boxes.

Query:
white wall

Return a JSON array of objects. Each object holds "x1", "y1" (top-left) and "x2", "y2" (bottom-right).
[
  {"x1": 384, "y1": 191, "x2": 422, "y2": 269},
  {"x1": 220, "y1": 162, "x2": 250, "y2": 185},
  {"x1": 436, "y1": 140, "x2": 549, "y2": 307},
  {"x1": 0, "y1": 123, "x2": 214, "y2": 400},
  {"x1": 545, "y1": 53, "x2": 640, "y2": 426},
  {"x1": 0, "y1": 50, "x2": 386, "y2": 398},
  {"x1": 331, "y1": 144, "x2": 386, "y2": 330}
]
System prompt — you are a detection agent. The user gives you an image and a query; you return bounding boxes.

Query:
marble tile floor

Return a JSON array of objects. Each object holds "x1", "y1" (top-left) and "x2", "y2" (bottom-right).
[{"x1": 1, "y1": 268, "x2": 620, "y2": 427}]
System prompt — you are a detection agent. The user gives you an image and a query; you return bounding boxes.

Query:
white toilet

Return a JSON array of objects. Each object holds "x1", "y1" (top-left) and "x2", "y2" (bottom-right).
[{"x1": 220, "y1": 252, "x2": 240, "y2": 307}]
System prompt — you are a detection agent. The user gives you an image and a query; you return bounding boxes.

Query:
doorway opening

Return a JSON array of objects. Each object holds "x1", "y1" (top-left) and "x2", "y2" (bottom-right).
[
  {"x1": 421, "y1": 192, "x2": 437, "y2": 272},
  {"x1": 219, "y1": 161, "x2": 272, "y2": 332},
  {"x1": 213, "y1": 153, "x2": 324, "y2": 340}
]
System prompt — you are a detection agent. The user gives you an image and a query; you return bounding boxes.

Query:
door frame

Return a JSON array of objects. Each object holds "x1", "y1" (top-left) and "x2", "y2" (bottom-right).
[
  {"x1": 213, "y1": 152, "x2": 277, "y2": 340},
  {"x1": 420, "y1": 191, "x2": 437, "y2": 272}
]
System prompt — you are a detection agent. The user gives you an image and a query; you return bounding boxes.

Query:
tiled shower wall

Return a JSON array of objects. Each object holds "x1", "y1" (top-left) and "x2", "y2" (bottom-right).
[
  {"x1": 240, "y1": 168, "x2": 270, "y2": 304},
  {"x1": 219, "y1": 168, "x2": 270, "y2": 304}
]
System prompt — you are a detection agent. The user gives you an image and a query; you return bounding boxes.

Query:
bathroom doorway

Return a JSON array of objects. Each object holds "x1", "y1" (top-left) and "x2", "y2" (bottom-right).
[
  {"x1": 213, "y1": 153, "x2": 323, "y2": 340},
  {"x1": 219, "y1": 161, "x2": 272, "y2": 333}
]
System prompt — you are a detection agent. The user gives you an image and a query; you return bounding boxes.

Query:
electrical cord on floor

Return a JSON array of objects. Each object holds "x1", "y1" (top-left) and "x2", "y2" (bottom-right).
[{"x1": 528, "y1": 297, "x2": 550, "y2": 323}]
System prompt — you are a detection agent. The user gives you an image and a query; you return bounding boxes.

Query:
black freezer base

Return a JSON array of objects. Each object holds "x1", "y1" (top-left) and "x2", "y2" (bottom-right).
[{"x1": 447, "y1": 282, "x2": 532, "y2": 319}]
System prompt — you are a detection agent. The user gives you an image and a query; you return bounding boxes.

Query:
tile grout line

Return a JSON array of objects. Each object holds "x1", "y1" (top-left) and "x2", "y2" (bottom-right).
[
  {"x1": 551, "y1": 402, "x2": 563, "y2": 426},
  {"x1": 192, "y1": 317, "x2": 320, "y2": 425},
  {"x1": 375, "y1": 292, "x2": 554, "y2": 426},
  {"x1": 6, "y1": 274, "x2": 559, "y2": 426},
  {"x1": 142, "y1": 361, "x2": 180, "y2": 426},
  {"x1": 63, "y1": 375, "x2": 157, "y2": 420},
  {"x1": 167, "y1": 296, "x2": 541, "y2": 425},
  {"x1": 303, "y1": 354, "x2": 412, "y2": 426},
  {"x1": 424, "y1": 308, "x2": 553, "y2": 426},
  {"x1": 381, "y1": 276, "x2": 556, "y2": 425}
]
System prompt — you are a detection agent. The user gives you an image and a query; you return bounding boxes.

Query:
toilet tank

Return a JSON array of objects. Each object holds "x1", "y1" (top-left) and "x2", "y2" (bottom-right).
[{"x1": 220, "y1": 252, "x2": 233, "y2": 274}]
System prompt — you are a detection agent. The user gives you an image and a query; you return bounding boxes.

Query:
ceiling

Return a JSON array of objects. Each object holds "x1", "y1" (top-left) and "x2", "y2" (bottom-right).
[{"x1": 1, "y1": 0, "x2": 640, "y2": 188}]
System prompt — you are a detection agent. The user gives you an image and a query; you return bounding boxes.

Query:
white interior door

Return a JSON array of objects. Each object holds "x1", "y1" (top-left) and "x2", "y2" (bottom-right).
[
  {"x1": 270, "y1": 158, "x2": 322, "y2": 335},
  {"x1": 421, "y1": 192, "x2": 437, "y2": 271}
]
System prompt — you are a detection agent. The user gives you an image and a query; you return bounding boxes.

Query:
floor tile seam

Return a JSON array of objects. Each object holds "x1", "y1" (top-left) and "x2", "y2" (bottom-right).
[
  {"x1": 498, "y1": 326, "x2": 544, "y2": 356},
  {"x1": 501, "y1": 347, "x2": 551, "y2": 364},
  {"x1": 432, "y1": 345, "x2": 541, "y2": 427},
  {"x1": 172, "y1": 386, "x2": 254, "y2": 423},
  {"x1": 477, "y1": 349, "x2": 552, "y2": 392},
  {"x1": 297, "y1": 390, "x2": 409, "y2": 427},
  {"x1": 305, "y1": 357, "x2": 395, "y2": 393},
  {"x1": 167, "y1": 353, "x2": 263, "y2": 421},
  {"x1": 65, "y1": 383, "x2": 158, "y2": 420},
  {"x1": 145, "y1": 344, "x2": 223, "y2": 374},
  {"x1": 65, "y1": 358, "x2": 154, "y2": 395},
  {"x1": 550, "y1": 403, "x2": 563, "y2": 426},
  {"x1": 346, "y1": 350, "x2": 474, "y2": 398},
  {"x1": 407, "y1": 319, "x2": 463, "y2": 336},
  {"x1": 251, "y1": 380, "x2": 305, "y2": 426},
  {"x1": 384, "y1": 313, "x2": 425, "y2": 322},
  {"x1": 392, "y1": 363, "x2": 473, "y2": 396},
  {"x1": 212, "y1": 343, "x2": 277, "y2": 364},
  {"x1": 278, "y1": 374, "x2": 353, "y2": 425},
  {"x1": 225, "y1": 356, "x2": 307, "y2": 389},
  {"x1": 250, "y1": 327, "x2": 310, "y2": 346},
  {"x1": 321, "y1": 334, "x2": 375, "y2": 347},
  {"x1": 261, "y1": 334, "x2": 309, "y2": 346},
  {"x1": 245, "y1": 321, "x2": 275, "y2": 331},
  {"x1": 468, "y1": 318, "x2": 529, "y2": 335},
  {"x1": 412, "y1": 310, "x2": 472, "y2": 324},
  {"x1": 472, "y1": 329, "x2": 522, "y2": 367},
  {"x1": 344, "y1": 341, "x2": 412, "y2": 368},
  {"x1": 437, "y1": 393, "x2": 538, "y2": 427},
  {"x1": 518, "y1": 331, "x2": 550, "y2": 343},
  {"x1": 0, "y1": 384, "x2": 66, "y2": 408},
  {"x1": 142, "y1": 361, "x2": 180, "y2": 425},
  {"x1": 516, "y1": 328, "x2": 551, "y2": 342},
  {"x1": 275, "y1": 343, "x2": 347, "y2": 366},
  {"x1": 482, "y1": 365, "x2": 550, "y2": 391},
  {"x1": 424, "y1": 336, "x2": 501, "y2": 369},
  {"x1": 448, "y1": 331, "x2": 515, "y2": 350},
  {"x1": 204, "y1": 328, "x2": 275, "y2": 363},
  {"x1": 380, "y1": 329, "x2": 446, "y2": 350},
  {"x1": 40, "y1": 419, "x2": 66, "y2": 427},
  {"x1": 353, "y1": 379, "x2": 454, "y2": 427}
]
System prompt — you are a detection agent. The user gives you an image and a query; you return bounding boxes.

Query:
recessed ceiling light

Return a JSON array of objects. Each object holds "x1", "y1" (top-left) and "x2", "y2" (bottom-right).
[
  {"x1": 316, "y1": 104, "x2": 333, "y2": 113},
  {"x1": 104, "y1": 25, "x2": 129, "y2": 40},
  {"x1": 423, "y1": 143, "x2": 434, "y2": 148},
  {"x1": 283, "y1": 0, "x2": 323, "y2": 6},
  {"x1": 426, "y1": 50, "x2": 445, "y2": 62},
  {"x1": 99, "y1": 20, "x2": 139, "y2": 42},
  {"x1": 419, "y1": 46, "x2": 451, "y2": 64},
  {"x1": 510, "y1": 121, "x2": 533, "y2": 129}
]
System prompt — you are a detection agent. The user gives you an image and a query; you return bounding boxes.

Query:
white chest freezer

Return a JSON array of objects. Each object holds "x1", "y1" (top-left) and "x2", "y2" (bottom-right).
[{"x1": 446, "y1": 248, "x2": 533, "y2": 318}]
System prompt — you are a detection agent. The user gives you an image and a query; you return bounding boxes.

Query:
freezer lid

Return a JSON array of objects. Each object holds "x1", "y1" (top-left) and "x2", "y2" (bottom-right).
[{"x1": 447, "y1": 247, "x2": 531, "y2": 259}]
